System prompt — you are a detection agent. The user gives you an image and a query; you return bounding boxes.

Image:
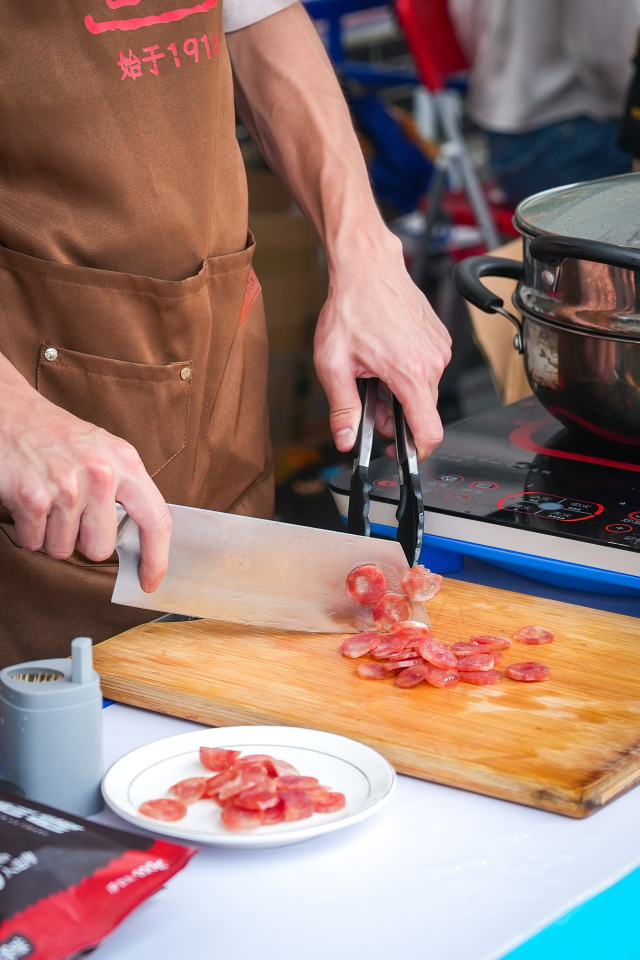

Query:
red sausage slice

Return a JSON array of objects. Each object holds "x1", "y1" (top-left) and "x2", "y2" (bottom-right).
[
  {"x1": 279, "y1": 788, "x2": 315, "y2": 821},
  {"x1": 395, "y1": 664, "x2": 429, "y2": 688},
  {"x1": 371, "y1": 633, "x2": 410, "y2": 658},
  {"x1": 451, "y1": 641, "x2": 492, "y2": 657},
  {"x1": 221, "y1": 805, "x2": 263, "y2": 831},
  {"x1": 168, "y1": 777, "x2": 208, "y2": 804},
  {"x1": 388, "y1": 620, "x2": 431, "y2": 637},
  {"x1": 218, "y1": 763, "x2": 269, "y2": 801},
  {"x1": 236, "y1": 755, "x2": 277, "y2": 766},
  {"x1": 506, "y1": 661, "x2": 550, "y2": 682},
  {"x1": 456, "y1": 653, "x2": 495, "y2": 672},
  {"x1": 372, "y1": 593, "x2": 413, "y2": 632},
  {"x1": 425, "y1": 665, "x2": 460, "y2": 688},
  {"x1": 470, "y1": 634, "x2": 511, "y2": 650},
  {"x1": 357, "y1": 662, "x2": 392, "y2": 679},
  {"x1": 313, "y1": 791, "x2": 346, "y2": 813},
  {"x1": 513, "y1": 626, "x2": 555, "y2": 644},
  {"x1": 346, "y1": 564, "x2": 388, "y2": 605},
  {"x1": 388, "y1": 648, "x2": 421, "y2": 661},
  {"x1": 417, "y1": 637, "x2": 457, "y2": 670},
  {"x1": 341, "y1": 631, "x2": 381, "y2": 658},
  {"x1": 270, "y1": 759, "x2": 300, "y2": 778},
  {"x1": 261, "y1": 800, "x2": 286, "y2": 825},
  {"x1": 275, "y1": 776, "x2": 320, "y2": 791},
  {"x1": 199, "y1": 747, "x2": 241, "y2": 772},
  {"x1": 139, "y1": 798, "x2": 187, "y2": 822},
  {"x1": 236, "y1": 787, "x2": 280, "y2": 811},
  {"x1": 387, "y1": 622, "x2": 432, "y2": 649},
  {"x1": 391, "y1": 657, "x2": 421, "y2": 669},
  {"x1": 204, "y1": 766, "x2": 238, "y2": 798},
  {"x1": 460, "y1": 669, "x2": 502, "y2": 685},
  {"x1": 400, "y1": 565, "x2": 443, "y2": 602}
]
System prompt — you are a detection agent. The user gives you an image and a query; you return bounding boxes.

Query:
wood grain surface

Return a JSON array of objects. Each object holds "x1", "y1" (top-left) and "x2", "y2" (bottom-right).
[{"x1": 94, "y1": 578, "x2": 640, "y2": 818}]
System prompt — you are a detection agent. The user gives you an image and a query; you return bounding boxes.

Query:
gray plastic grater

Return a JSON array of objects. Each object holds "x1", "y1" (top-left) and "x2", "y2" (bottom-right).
[{"x1": 0, "y1": 637, "x2": 104, "y2": 816}]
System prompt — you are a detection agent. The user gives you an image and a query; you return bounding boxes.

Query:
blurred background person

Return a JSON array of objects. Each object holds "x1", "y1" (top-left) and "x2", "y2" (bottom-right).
[{"x1": 448, "y1": 0, "x2": 640, "y2": 205}]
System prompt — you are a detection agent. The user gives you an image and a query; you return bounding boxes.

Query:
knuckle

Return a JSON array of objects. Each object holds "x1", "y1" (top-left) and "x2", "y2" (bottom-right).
[
  {"x1": 55, "y1": 478, "x2": 80, "y2": 510},
  {"x1": 85, "y1": 460, "x2": 116, "y2": 494},
  {"x1": 114, "y1": 438, "x2": 144, "y2": 470},
  {"x1": 16, "y1": 484, "x2": 49, "y2": 517}
]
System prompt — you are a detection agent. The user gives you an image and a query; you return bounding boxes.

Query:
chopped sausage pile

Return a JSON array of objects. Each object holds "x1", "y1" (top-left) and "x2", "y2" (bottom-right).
[
  {"x1": 342, "y1": 564, "x2": 553, "y2": 690},
  {"x1": 139, "y1": 748, "x2": 346, "y2": 832}
]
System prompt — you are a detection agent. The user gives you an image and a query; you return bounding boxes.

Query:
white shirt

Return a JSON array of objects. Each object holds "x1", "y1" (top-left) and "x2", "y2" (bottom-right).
[
  {"x1": 224, "y1": 0, "x2": 299, "y2": 33},
  {"x1": 448, "y1": 0, "x2": 640, "y2": 133}
]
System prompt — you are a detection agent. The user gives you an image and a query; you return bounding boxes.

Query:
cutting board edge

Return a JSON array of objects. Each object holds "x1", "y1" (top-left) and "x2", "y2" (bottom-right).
[{"x1": 99, "y1": 676, "x2": 603, "y2": 819}]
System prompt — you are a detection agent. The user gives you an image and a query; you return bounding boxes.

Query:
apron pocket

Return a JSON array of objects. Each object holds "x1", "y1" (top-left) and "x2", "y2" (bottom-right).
[{"x1": 36, "y1": 344, "x2": 192, "y2": 478}]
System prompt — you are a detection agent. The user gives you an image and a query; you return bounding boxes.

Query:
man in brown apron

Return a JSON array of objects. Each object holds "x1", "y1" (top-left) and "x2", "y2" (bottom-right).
[{"x1": 0, "y1": 1, "x2": 451, "y2": 668}]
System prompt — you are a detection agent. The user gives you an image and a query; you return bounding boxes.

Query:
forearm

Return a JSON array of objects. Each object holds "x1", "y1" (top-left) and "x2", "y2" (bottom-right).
[{"x1": 227, "y1": 3, "x2": 397, "y2": 270}]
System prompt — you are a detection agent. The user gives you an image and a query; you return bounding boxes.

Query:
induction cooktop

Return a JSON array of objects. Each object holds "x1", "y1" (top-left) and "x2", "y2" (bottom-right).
[{"x1": 330, "y1": 397, "x2": 640, "y2": 594}]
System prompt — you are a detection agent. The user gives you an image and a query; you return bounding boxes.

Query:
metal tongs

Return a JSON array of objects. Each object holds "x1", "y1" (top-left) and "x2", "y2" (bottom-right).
[{"x1": 347, "y1": 378, "x2": 424, "y2": 567}]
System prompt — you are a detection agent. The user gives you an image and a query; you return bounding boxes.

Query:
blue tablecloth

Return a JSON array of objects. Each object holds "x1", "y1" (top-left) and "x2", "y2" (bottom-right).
[{"x1": 503, "y1": 865, "x2": 640, "y2": 959}]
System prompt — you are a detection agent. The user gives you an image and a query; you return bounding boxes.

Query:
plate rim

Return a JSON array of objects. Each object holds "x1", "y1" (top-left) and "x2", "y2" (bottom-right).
[{"x1": 102, "y1": 725, "x2": 396, "y2": 848}]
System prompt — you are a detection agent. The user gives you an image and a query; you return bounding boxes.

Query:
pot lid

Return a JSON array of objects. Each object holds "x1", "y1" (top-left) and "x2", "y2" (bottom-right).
[{"x1": 514, "y1": 172, "x2": 640, "y2": 246}]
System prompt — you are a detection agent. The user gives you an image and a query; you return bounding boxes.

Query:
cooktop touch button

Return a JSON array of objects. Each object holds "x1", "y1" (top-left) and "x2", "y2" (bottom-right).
[{"x1": 496, "y1": 492, "x2": 604, "y2": 521}]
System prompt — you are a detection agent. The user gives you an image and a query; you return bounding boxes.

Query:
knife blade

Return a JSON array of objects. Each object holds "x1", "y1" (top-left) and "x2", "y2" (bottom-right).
[{"x1": 112, "y1": 503, "x2": 430, "y2": 634}]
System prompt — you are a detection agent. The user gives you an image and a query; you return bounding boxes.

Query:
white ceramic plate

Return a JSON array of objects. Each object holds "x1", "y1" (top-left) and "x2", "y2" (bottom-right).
[{"x1": 102, "y1": 726, "x2": 396, "y2": 849}]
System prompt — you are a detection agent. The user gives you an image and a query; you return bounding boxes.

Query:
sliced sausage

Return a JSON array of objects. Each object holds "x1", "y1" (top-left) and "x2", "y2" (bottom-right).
[
  {"x1": 459, "y1": 669, "x2": 502, "y2": 685},
  {"x1": 506, "y1": 661, "x2": 550, "y2": 682},
  {"x1": 221, "y1": 805, "x2": 263, "y2": 831},
  {"x1": 275, "y1": 776, "x2": 320, "y2": 791},
  {"x1": 425, "y1": 665, "x2": 460, "y2": 688},
  {"x1": 236, "y1": 787, "x2": 280, "y2": 811},
  {"x1": 279, "y1": 788, "x2": 315, "y2": 821},
  {"x1": 456, "y1": 653, "x2": 495, "y2": 672},
  {"x1": 372, "y1": 593, "x2": 413, "y2": 632},
  {"x1": 168, "y1": 777, "x2": 208, "y2": 804},
  {"x1": 513, "y1": 626, "x2": 555, "y2": 644},
  {"x1": 199, "y1": 747, "x2": 241, "y2": 772},
  {"x1": 417, "y1": 637, "x2": 457, "y2": 670},
  {"x1": 261, "y1": 799, "x2": 286, "y2": 825},
  {"x1": 451, "y1": 641, "x2": 492, "y2": 657},
  {"x1": 139, "y1": 798, "x2": 187, "y2": 822},
  {"x1": 341, "y1": 631, "x2": 381, "y2": 658},
  {"x1": 313, "y1": 791, "x2": 346, "y2": 813},
  {"x1": 346, "y1": 564, "x2": 388, "y2": 605},
  {"x1": 356, "y1": 662, "x2": 391, "y2": 679},
  {"x1": 371, "y1": 633, "x2": 411, "y2": 658},
  {"x1": 400, "y1": 565, "x2": 443, "y2": 602},
  {"x1": 395, "y1": 664, "x2": 429, "y2": 687},
  {"x1": 470, "y1": 634, "x2": 511, "y2": 650}
]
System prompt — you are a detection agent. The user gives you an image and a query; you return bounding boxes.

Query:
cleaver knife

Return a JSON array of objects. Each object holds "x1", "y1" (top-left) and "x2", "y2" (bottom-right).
[{"x1": 112, "y1": 503, "x2": 430, "y2": 634}]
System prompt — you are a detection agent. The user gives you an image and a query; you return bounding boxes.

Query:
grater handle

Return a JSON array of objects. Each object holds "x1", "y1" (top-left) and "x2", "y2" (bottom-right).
[{"x1": 71, "y1": 636, "x2": 94, "y2": 685}]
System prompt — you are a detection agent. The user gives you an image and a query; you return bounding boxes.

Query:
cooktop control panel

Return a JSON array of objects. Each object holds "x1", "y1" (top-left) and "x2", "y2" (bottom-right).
[{"x1": 330, "y1": 398, "x2": 640, "y2": 553}]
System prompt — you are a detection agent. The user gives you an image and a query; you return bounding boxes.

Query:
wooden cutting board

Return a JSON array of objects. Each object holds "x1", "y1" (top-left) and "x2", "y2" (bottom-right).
[{"x1": 93, "y1": 578, "x2": 640, "y2": 818}]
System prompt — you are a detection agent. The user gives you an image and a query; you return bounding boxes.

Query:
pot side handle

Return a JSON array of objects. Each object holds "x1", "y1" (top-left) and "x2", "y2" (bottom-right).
[
  {"x1": 452, "y1": 255, "x2": 525, "y2": 352},
  {"x1": 530, "y1": 235, "x2": 640, "y2": 272}
]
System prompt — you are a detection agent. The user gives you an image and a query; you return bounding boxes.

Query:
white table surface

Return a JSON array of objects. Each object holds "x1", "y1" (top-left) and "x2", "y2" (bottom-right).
[{"x1": 92, "y1": 702, "x2": 640, "y2": 960}]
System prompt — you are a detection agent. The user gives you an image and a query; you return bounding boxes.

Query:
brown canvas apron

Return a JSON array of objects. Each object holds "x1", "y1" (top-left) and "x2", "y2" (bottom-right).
[{"x1": 0, "y1": 1, "x2": 273, "y2": 666}]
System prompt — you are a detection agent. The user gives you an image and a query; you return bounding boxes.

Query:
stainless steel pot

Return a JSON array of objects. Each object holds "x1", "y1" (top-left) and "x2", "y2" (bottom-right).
[{"x1": 453, "y1": 173, "x2": 640, "y2": 446}]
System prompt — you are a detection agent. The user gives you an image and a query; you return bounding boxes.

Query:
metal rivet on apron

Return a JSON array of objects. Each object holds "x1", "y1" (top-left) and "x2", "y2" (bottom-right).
[
  {"x1": 44, "y1": 347, "x2": 58, "y2": 362},
  {"x1": 180, "y1": 366, "x2": 191, "y2": 381}
]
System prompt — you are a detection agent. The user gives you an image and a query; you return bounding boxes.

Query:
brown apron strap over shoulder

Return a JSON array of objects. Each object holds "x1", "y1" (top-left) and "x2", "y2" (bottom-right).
[{"x1": 0, "y1": 2, "x2": 273, "y2": 665}]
